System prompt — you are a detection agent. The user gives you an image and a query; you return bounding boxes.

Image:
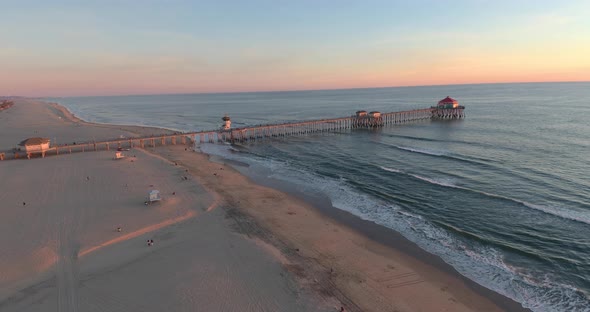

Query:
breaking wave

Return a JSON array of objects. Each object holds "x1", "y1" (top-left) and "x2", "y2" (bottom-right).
[{"x1": 378, "y1": 166, "x2": 590, "y2": 226}]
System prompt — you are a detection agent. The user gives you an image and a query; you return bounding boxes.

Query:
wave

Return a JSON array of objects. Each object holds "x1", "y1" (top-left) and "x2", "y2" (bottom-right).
[
  {"x1": 378, "y1": 166, "x2": 590, "y2": 226},
  {"x1": 383, "y1": 133, "x2": 523, "y2": 153},
  {"x1": 383, "y1": 143, "x2": 587, "y2": 205},
  {"x1": 380, "y1": 166, "x2": 457, "y2": 187},
  {"x1": 379, "y1": 166, "x2": 401, "y2": 173},
  {"x1": 381, "y1": 142, "x2": 500, "y2": 168},
  {"x1": 392, "y1": 144, "x2": 447, "y2": 156},
  {"x1": 408, "y1": 173, "x2": 457, "y2": 188}
]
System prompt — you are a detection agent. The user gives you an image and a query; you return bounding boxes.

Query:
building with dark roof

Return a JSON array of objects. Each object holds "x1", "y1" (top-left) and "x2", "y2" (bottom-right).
[{"x1": 19, "y1": 137, "x2": 50, "y2": 158}]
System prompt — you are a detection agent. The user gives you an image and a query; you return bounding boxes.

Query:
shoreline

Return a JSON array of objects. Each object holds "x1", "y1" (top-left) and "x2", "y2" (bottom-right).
[
  {"x1": 221, "y1": 158, "x2": 529, "y2": 312},
  {"x1": 0, "y1": 99, "x2": 529, "y2": 311},
  {"x1": 46, "y1": 101, "x2": 182, "y2": 136}
]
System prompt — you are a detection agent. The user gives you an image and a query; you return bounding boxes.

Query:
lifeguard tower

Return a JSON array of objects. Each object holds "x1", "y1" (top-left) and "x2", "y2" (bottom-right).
[{"x1": 148, "y1": 190, "x2": 161, "y2": 203}]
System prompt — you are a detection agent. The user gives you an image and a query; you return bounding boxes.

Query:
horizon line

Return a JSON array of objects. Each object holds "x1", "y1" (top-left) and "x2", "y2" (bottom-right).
[{"x1": 12, "y1": 79, "x2": 590, "y2": 99}]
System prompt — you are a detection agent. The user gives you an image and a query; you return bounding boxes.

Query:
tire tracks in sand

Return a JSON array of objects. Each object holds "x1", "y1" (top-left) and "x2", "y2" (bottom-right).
[{"x1": 55, "y1": 180, "x2": 85, "y2": 312}]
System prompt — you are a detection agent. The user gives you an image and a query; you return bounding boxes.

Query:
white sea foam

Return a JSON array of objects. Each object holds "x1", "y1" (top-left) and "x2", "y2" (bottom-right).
[
  {"x1": 379, "y1": 166, "x2": 402, "y2": 173},
  {"x1": 392, "y1": 145, "x2": 447, "y2": 156},
  {"x1": 408, "y1": 173, "x2": 457, "y2": 187}
]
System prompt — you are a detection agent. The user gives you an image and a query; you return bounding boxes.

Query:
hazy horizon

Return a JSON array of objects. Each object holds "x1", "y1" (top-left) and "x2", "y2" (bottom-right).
[{"x1": 30, "y1": 80, "x2": 584, "y2": 99}]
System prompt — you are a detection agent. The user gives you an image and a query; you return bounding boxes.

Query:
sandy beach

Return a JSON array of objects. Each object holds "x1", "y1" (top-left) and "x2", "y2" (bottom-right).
[{"x1": 0, "y1": 99, "x2": 527, "y2": 311}]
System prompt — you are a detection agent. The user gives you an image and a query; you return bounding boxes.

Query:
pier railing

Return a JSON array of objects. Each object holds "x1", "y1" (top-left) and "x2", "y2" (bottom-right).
[{"x1": 3, "y1": 106, "x2": 464, "y2": 160}]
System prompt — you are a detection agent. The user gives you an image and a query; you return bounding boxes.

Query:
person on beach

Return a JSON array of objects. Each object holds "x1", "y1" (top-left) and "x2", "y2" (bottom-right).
[
  {"x1": 22, "y1": 202, "x2": 26, "y2": 206},
  {"x1": 117, "y1": 227, "x2": 122, "y2": 232}
]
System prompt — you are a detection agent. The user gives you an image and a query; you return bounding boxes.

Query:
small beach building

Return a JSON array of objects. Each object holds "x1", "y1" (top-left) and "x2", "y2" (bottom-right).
[
  {"x1": 19, "y1": 137, "x2": 50, "y2": 158},
  {"x1": 437, "y1": 96, "x2": 459, "y2": 108}
]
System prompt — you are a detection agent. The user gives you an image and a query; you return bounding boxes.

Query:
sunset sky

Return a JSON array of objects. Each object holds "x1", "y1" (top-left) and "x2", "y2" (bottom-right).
[{"x1": 1, "y1": 0, "x2": 589, "y2": 96}]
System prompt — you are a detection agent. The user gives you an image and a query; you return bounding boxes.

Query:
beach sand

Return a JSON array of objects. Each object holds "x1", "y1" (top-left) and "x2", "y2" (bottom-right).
[{"x1": 0, "y1": 99, "x2": 527, "y2": 311}]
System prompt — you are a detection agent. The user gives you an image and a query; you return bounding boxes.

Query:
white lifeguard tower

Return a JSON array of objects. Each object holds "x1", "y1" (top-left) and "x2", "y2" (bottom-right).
[
  {"x1": 221, "y1": 115, "x2": 231, "y2": 130},
  {"x1": 113, "y1": 152, "x2": 125, "y2": 160},
  {"x1": 148, "y1": 190, "x2": 161, "y2": 203}
]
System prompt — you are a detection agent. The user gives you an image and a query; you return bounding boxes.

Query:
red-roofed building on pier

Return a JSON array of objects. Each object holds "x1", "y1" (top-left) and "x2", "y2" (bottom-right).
[{"x1": 432, "y1": 96, "x2": 465, "y2": 119}]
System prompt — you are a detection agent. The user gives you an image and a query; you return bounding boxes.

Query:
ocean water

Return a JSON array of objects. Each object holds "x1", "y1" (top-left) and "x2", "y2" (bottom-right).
[{"x1": 50, "y1": 82, "x2": 590, "y2": 311}]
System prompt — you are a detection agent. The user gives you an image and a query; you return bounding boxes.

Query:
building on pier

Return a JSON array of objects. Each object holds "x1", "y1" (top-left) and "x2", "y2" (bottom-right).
[
  {"x1": 369, "y1": 111, "x2": 381, "y2": 118},
  {"x1": 19, "y1": 137, "x2": 51, "y2": 158},
  {"x1": 352, "y1": 110, "x2": 383, "y2": 128},
  {"x1": 432, "y1": 96, "x2": 465, "y2": 119},
  {"x1": 437, "y1": 96, "x2": 459, "y2": 108}
]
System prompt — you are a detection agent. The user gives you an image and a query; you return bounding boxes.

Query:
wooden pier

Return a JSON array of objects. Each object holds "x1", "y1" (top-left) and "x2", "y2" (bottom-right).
[{"x1": 2, "y1": 106, "x2": 464, "y2": 160}]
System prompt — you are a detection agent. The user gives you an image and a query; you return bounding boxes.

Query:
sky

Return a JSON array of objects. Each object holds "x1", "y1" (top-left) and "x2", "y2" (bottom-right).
[{"x1": 1, "y1": 0, "x2": 589, "y2": 97}]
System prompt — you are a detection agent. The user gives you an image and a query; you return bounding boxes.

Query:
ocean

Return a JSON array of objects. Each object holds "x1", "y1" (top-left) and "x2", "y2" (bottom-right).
[{"x1": 50, "y1": 82, "x2": 590, "y2": 311}]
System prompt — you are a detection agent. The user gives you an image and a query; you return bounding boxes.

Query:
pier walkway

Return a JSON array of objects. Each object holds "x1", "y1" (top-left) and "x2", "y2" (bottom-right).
[{"x1": 3, "y1": 106, "x2": 464, "y2": 160}]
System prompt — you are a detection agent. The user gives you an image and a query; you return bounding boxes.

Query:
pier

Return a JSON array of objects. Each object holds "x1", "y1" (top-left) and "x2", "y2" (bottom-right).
[{"x1": 3, "y1": 105, "x2": 464, "y2": 160}]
